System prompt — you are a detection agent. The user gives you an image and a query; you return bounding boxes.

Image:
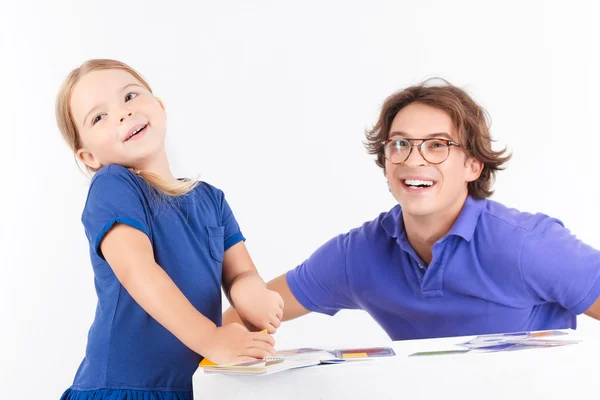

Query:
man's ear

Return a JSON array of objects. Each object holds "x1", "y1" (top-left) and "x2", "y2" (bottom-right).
[{"x1": 465, "y1": 156, "x2": 483, "y2": 183}]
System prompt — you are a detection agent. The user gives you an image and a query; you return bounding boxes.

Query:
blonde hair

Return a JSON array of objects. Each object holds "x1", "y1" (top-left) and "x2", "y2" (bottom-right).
[{"x1": 55, "y1": 58, "x2": 197, "y2": 197}]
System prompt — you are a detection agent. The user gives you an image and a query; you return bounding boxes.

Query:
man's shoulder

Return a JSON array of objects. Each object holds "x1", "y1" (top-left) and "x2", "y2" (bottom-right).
[
  {"x1": 474, "y1": 200, "x2": 566, "y2": 262},
  {"x1": 480, "y1": 199, "x2": 563, "y2": 233},
  {"x1": 341, "y1": 205, "x2": 400, "y2": 244}
]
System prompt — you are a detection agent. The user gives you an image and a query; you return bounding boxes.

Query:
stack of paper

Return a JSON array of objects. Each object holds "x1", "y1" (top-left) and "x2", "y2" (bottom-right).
[
  {"x1": 409, "y1": 330, "x2": 581, "y2": 357},
  {"x1": 201, "y1": 357, "x2": 321, "y2": 376},
  {"x1": 458, "y1": 330, "x2": 581, "y2": 352}
]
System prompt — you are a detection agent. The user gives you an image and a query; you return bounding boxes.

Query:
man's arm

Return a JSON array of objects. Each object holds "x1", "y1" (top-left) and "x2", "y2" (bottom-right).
[
  {"x1": 224, "y1": 233, "x2": 357, "y2": 330},
  {"x1": 223, "y1": 273, "x2": 310, "y2": 330},
  {"x1": 519, "y1": 218, "x2": 600, "y2": 320},
  {"x1": 585, "y1": 298, "x2": 600, "y2": 320}
]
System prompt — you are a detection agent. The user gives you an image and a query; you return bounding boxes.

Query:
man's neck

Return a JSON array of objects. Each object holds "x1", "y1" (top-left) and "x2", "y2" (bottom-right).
[{"x1": 402, "y1": 192, "x2": 468, "y2": 265}]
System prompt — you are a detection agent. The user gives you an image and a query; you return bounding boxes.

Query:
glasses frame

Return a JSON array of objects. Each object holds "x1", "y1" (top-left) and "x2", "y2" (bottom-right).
[{"x1": 381, "y1": 138, "x2": 462, "y2": 165}]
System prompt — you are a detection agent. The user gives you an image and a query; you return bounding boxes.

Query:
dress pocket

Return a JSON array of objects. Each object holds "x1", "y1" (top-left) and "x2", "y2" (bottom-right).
[{"x1": 207, "y1": 226, "x2": 225, "y2": 262}]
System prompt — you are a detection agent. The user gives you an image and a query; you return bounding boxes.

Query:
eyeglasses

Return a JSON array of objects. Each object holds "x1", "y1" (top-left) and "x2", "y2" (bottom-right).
[{"x1": 382, "y1": 138, "x2": 462, "y2": 165}]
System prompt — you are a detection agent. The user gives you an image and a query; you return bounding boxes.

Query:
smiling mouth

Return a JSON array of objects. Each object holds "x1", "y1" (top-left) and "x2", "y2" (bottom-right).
[
  {"x1": 402, "y1": 179, "x2": 436, "y2": 189},
  {"x1": 125, "y1": 124, "x2": 148, "y2": 141}
]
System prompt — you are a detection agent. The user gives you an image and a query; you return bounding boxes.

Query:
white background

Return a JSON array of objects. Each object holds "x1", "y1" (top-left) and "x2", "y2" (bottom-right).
[{"x1": 1, "y1": 0, "x2": 599, "y2": 398}]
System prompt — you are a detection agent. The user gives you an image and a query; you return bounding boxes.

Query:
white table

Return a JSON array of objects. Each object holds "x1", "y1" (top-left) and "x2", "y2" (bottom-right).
[{"x1": 193, "y1": 329, "x2": 595, "y2": 399}]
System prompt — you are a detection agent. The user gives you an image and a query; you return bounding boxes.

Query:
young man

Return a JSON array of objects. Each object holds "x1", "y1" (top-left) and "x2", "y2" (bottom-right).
[{"x1": 224, "y1": 80, "x2": 600, "y2": 340}]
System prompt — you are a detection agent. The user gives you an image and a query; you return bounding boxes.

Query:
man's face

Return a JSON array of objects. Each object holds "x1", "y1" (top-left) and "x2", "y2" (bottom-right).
[{"x1": 384, "y1": 102, "x2": 482, "y2": 218}]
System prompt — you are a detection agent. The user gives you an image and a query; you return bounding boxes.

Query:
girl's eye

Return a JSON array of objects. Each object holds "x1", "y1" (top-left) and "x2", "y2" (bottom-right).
[
  {"x1": 92, "y1": 114, "x2": 106, "y2": 125},
  {"x1": 125, "y1": 92, "x2": 138, "y2": 102}
]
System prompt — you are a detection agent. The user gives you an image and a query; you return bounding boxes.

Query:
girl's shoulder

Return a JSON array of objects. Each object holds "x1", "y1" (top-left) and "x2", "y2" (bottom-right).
[
  {"x1": 190, "y1": 179, "x2": 223, "y2": 199},
  {"x1": 85, "y1": 165, "x2": 230, "y2": 212},
  {"x1": 90, "y1": 164, "x2": 140, "y2": 186},
  {"x1": 83, "y1": 165, "x2": 149, "y2": 214}
]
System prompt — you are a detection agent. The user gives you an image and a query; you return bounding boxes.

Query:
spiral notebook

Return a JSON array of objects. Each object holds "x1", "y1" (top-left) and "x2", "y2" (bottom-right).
[{"x1": 200, "y1": 346, "x2": 395, "y2": 376}]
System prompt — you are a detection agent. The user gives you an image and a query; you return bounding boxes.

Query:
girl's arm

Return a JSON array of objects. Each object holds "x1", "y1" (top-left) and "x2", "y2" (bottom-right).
[
  {"x1": 223, "y1": 273, "x2": 310, "y2": 328},
  {"x1": 101, "y1": 223, "x2": 276, "y2": 364},
  {"x1": 222, "y1": 241, "x2": 284, "y2": 333}
]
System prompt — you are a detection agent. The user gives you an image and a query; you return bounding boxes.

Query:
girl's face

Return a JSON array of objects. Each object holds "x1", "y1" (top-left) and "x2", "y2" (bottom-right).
[{"x1": 70, "y1": 68, "x2": 167, "y2": 171}]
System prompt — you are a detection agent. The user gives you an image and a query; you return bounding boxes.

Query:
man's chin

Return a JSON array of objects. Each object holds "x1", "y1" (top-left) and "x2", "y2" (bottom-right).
[
  {"x1": 396, "y1": 199, "x2": 437, "y2": 217},
  {"x1": 402, "y1": 208, "x2": 436, "y2": 219}
]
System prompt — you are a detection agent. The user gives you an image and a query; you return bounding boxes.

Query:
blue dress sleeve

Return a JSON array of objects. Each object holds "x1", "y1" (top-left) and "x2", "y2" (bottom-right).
[
  {"x1": 519, "y1": 217, "x2": 600, "y2": 314},
  {"x1": 286, "y1": 234, "x2": 359, "y2": 316},
  {"x1": 81, "y1": 166, "x2": 152, "y2": 259},
  {"x1": 215, "y1": 189, "x2": 245, "y2": 251}
]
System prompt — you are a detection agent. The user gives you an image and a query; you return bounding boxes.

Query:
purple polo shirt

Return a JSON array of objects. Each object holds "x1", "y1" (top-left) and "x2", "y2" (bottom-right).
[{"x1": 287, "y1": 196, "x2": 600, "y2": 340}]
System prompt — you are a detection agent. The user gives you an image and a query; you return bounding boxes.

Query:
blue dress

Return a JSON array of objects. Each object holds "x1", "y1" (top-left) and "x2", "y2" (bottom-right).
[{"x1": 60, "y1": 165, "x2": 245, "y2": 399}]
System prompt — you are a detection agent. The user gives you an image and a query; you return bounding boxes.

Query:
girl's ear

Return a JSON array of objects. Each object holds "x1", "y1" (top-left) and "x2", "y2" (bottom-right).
[{"x1": 77, "y1": 148, "x2": 102, "y2": 170}]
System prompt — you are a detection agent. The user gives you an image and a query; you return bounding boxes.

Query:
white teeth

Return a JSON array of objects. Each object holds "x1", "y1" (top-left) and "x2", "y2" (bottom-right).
[
  {"x1": 404, "y1": 179, "x2": 434, "y2": 186},
  {"x1": 127, "y1": 125, "x2": 145, "y2": 139}
]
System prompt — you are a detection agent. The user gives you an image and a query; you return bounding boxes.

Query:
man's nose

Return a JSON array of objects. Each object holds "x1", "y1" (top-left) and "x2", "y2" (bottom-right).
[{"x1": 404, "y1": 144, "x2": 427, "y2": 167}]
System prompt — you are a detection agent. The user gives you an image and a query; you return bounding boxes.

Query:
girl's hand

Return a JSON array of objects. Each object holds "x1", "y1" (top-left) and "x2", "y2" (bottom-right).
[
  {"x1": 201, "y1": 323, "x2": 276, "y2": 365},
  {"x1": 231, "y1": 277, "x2": 284, "y2": 334}
]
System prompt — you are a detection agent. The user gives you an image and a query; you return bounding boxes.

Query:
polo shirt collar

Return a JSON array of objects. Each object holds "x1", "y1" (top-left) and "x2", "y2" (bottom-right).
[{"x1": 381, "y1": 196, "x2": 486, "y2": 242}]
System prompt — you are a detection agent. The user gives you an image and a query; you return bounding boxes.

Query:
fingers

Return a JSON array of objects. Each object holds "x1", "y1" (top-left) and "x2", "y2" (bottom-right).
[
  {"x1": 249, "y1": 313, "x2": 281, "y2": 334},
  {"x1": 242, "y1": 347, "x2": 274, "y2": 359},
  {"x1": 269, "y1": 315, "x2": 282, "y2": 329},
  {"x1": 234, "y1": 335, "x2": 276, "y2": 360},
  {"x1": 239, "y1": 291, "x2": 285, "y2": 333},
  {"x1": 247, "y1": 338, "x2": 277, "y2": 357},
  {"x1": 275, "y1": 307, "x2": 284, "y2": 321},
  {"x1": 265, "y1": 323, "x2": 277, "y2": 334},
  {"x1": 271, "y1": 294, "x2": 284, "y2": 329},
  {"x1": 246, "y1": 320, "x2": 276, "y2": 334},
  {"x1": 262, "y1": 309, "x2": 283, "y2": 334},
  {"x1": 252, "y1": 331, "x2": 276, "y2": 347}
]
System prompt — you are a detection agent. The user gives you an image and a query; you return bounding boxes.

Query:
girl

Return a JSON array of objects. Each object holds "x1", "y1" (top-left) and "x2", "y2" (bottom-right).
[{"x1": 56, "y1": 59, "x2": 284, "y2": 400}]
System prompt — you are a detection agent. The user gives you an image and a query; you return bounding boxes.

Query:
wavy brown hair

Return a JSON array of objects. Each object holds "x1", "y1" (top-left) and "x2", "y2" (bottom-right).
[{"x1": 365, "y1": 78, "x2": 511, "y2": 199}]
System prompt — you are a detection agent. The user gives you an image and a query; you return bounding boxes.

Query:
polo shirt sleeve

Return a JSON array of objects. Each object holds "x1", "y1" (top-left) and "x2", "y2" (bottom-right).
[
  {"x1": 519, "y1": 217, "x2": 600, "y2": 315},
  {"x1": 286, "y1": 234, "x2": 359, "y2": 316},
  {"x1": 81, "y1": 166, "x2": 152, "y2": 260}
]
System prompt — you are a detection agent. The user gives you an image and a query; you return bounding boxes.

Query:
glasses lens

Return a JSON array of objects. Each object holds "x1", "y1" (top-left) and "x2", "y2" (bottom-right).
[
  {"x1": 385, "y1": 139, "x2": 411, "y2": 163},
  {"x1": 421, "y1": 139, "x2": 449, "y2": 163}
]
